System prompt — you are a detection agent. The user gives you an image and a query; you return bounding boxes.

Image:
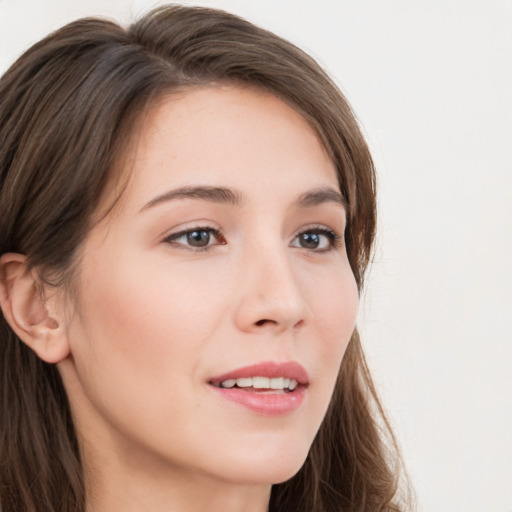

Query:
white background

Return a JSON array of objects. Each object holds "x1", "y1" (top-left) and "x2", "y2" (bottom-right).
[{"x1": 1, "y1": 1, "x2": 511, "y2": 511}]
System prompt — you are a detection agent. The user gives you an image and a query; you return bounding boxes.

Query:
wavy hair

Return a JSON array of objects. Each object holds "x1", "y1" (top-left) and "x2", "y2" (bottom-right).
[{"x1": 0, "y1": 5, "x2": 408, "y2": 511}]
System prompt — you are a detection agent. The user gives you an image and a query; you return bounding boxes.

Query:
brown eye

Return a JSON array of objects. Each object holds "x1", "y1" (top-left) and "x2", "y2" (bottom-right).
[
  {"x1": 291, "y1": 228, "x2": 339, "y2": 251},
  {"x1": 298, "y1": 232, "x2": 321, "y2": 249},
  {"x1": 164, "y1": 227, "x2": 225, "y2": 251},
  {"x1": 186, "y1": 230, "x2": 211, "y2": 247}
]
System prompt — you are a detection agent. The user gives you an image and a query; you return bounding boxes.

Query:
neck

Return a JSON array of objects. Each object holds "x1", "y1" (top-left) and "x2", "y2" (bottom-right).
[
  {"x1": 82, "y1": 442, "x2": 271, "y2": 512},
  {"x1": 87, "y1": 475, "x2": 271, "y2": 512}
]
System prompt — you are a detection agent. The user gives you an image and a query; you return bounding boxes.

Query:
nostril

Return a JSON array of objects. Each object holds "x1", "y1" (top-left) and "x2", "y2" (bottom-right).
[{"x1": 255, "y1": 319, "x2": 276, "y2": 326}]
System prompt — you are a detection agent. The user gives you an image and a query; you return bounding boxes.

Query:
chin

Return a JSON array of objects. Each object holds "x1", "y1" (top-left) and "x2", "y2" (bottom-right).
[
  {"x1": 219, "y1": 462, "x2": 306, "y2": 486},
  {"x1": 208, "y1": 439, "x2": 310, "y2": 486}
]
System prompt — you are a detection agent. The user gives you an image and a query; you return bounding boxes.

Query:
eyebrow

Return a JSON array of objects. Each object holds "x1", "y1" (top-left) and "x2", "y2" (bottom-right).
[
  {"x1": 140, "y1": 186, "x2": 243, "y2": 211},
  {"x1": 140, "y1": 185, "x2": 347, "y2": 212},
  {"x1": 295, "y1": 187, "x2": 348, "y2": 210}
]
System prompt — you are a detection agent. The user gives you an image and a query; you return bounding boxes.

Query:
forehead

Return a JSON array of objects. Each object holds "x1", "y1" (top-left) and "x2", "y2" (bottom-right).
[{"x1": 117, "y1": 84, "x2": 339, "y2": 211}]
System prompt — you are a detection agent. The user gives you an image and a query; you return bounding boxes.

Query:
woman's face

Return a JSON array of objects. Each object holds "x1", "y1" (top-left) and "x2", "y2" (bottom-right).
[{"x1": 59, "y1": 85, "x2": 358, "y2": 486}]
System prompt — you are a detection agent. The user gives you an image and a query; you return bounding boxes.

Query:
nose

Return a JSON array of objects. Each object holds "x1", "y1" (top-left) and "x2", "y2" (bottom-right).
[{"x1": 233, "y1": 243, "x2": 310, "y2": 335}]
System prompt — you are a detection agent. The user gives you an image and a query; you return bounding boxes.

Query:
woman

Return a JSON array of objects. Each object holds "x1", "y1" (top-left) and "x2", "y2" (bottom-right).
[{"x1": 0, "y1": 5, "x2": 407, "y2": 511}]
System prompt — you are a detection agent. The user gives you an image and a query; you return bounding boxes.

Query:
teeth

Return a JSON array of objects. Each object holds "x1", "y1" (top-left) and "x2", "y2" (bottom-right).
[
  {"x1": 235, "y1": 377, "x2": 252, "y2": 388},
  {"x1": 252, "y1": 376, "x2": 270, "y2": 389},
  {"x1": 219, "y1": 376, "x2": 299, "y2": 391},
  {"x1": 269, "y1": 377, "x2": 284, "y2": 389}
]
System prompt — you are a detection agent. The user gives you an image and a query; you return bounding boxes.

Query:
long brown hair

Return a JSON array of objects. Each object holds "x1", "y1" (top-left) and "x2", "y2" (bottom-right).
[{"x1": 0, "y1": 5, "x2": 408, "y2": 511}]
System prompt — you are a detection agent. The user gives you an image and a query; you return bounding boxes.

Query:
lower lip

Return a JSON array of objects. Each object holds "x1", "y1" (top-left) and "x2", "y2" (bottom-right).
[{"x1": 209, "y1": 385, "x2": 307, "y2": 415}]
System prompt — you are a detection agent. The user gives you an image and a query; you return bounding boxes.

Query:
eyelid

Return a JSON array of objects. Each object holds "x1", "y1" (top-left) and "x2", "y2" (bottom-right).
[
  {"x1": 161, "y1": 222, "x2": 344, "y2": 253},
  {"x1": 291, "y1": 224, "x2": 344, "y2": 251},
  {"x1": 163, "y1": 225, "x2": 225, "y2": 251}
]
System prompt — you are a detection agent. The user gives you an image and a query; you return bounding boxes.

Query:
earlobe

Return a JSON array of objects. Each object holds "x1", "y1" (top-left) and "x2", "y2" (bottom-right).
[{"x1": 0, "y1": 253, "x2": 70, "y2": 363}]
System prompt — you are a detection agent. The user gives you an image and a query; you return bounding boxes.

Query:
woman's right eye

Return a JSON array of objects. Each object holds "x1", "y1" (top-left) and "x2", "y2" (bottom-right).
[{"x1": 164, "y1": 227, "x2": 225, "y2": 251}]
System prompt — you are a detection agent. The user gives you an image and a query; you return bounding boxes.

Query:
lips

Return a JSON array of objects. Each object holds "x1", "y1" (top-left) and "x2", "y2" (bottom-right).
[
  {"x1": 209, "y1": 361, "x2": 309, "y2": 386},
  {"x1": 208, "y1": 361, "x2": 309, "y2": 415}
]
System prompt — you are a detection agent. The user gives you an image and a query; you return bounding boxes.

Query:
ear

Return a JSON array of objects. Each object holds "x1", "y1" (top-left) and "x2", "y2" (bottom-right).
[{"x1": 0, "y1": 253, "x2": 70, "y2": 363}]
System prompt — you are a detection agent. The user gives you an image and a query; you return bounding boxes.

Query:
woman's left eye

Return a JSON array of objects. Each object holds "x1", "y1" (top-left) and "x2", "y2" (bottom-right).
[
  {"x1": 291, "y1": 228, "x2": 341, "y2": 251},
  {"x1": 164, "y1": 227, "x2": 225, "y2": 250}
]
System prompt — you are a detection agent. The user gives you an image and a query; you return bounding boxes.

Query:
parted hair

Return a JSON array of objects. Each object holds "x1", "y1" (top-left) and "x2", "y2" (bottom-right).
[{"x1": 0, "y1": 5, "x2": 407, "y2": 511}]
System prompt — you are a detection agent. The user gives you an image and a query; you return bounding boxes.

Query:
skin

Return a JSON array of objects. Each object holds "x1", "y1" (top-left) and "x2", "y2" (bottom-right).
[{"x1": 40, "y1": 85, "x2": 359, "y2": 511}]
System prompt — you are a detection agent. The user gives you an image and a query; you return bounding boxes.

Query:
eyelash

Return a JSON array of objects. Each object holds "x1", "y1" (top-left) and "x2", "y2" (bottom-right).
[
  {"x1": 164, "y1": 227, "x2": 226, "y2": 253},
  {"x1": 291, "y1": 227, "x2": 342, "y2": 252},
  {"x1": 163, "y1": 225, "x2": 342, "y2": 253}
]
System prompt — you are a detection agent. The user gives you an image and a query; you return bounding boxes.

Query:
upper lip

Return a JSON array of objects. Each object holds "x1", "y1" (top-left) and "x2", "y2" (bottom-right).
[{"x1": 209, "y1": 361, "x2": 309, "y2": 385}]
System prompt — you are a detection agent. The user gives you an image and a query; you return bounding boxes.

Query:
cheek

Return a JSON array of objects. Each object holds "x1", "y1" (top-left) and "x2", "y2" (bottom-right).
[
  {"x1": 305, "y1": 259, "x2": 358, "y2": 349},
  {"x1": 300, "y1": 261, "x2": 359, "y2": 413},
  {"x1": 64, "y1": 252, "x2": 233, "y2": 456},
  {"x1": 75, "y1": 256, "x2": 226, "y2": 373},
  {"x1": 67, "y1": 247, "x2": 243, "y2": 432}
]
